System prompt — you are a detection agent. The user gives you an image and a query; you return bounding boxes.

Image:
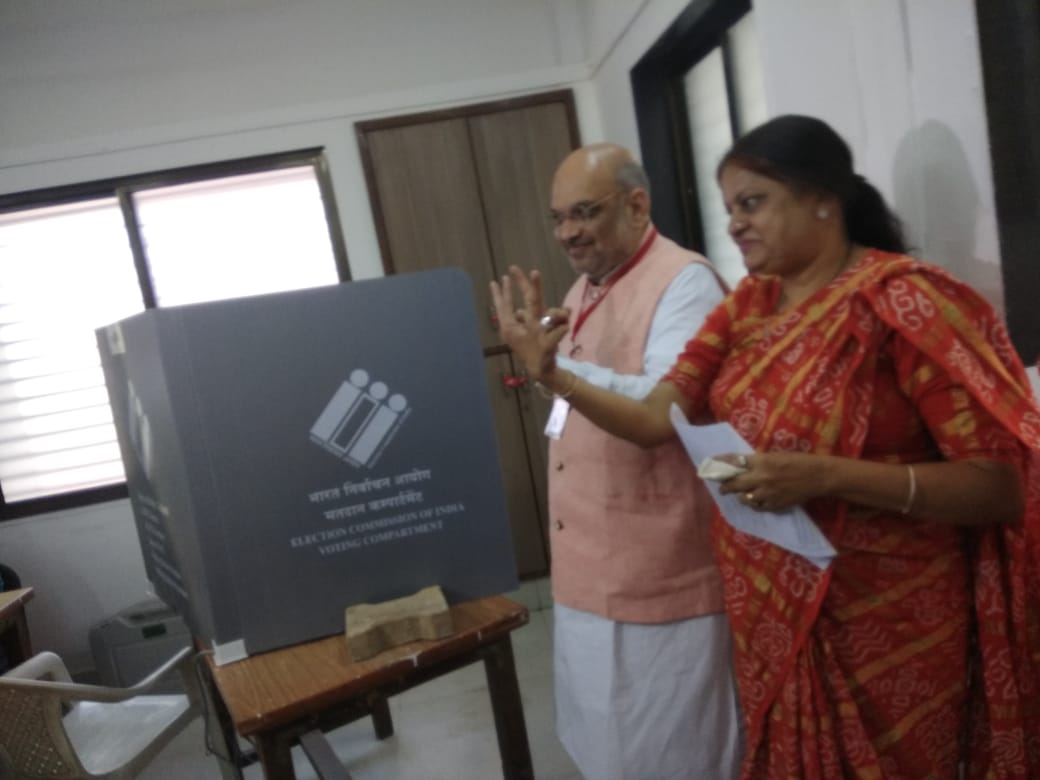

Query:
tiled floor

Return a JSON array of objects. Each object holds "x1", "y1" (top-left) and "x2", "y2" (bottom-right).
[{"x1": 139, "y1": 580, "x2": 581, "y2": 779}]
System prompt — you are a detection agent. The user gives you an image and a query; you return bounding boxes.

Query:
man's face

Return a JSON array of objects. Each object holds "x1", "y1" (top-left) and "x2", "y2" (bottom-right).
[{"x1": 549, "y1": 173, "x2": 641, "y2": 282}]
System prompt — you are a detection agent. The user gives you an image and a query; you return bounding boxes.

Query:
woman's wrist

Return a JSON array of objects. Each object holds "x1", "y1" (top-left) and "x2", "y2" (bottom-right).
[{"x1": 530, "y1": 352, "x2": 557, "y2": 384}]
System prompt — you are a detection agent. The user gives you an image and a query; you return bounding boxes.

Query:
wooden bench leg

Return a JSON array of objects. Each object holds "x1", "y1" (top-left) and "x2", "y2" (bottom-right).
[
  {"x1": 300, "y1": 730, "x2": 354, "y2": 780},
  {"x1": 367, "y1": 692, "x2": 394, "y2": 740},
  {"x1": 482, "y1": 636, "x2": 534, "y2": 780},
  {"x1": 254, "y1": 731, "x2": 296, "y2": 780}
]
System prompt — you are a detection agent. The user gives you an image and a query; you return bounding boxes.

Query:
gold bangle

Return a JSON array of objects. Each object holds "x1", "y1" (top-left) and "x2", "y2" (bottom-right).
[
  {"x1": 558, "y1": 371, "x2": 578, "y2": 399},
  {"x1": 536, "y1": 371, "x2": 578, "y2": 400},
  {"x1": 901, "y1": 464, "x2": 917, "y2": 514}
]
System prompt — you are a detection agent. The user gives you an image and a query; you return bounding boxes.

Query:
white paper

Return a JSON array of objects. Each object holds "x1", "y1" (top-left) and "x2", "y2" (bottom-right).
[{"x1": 670, "y1": 404, "x2": 836, "y2": 569}]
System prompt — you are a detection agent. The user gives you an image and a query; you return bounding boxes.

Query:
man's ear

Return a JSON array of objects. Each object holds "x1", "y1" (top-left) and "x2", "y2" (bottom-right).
[{"x1": 626, "y1": 188, "x2": 651, "y2": 228}]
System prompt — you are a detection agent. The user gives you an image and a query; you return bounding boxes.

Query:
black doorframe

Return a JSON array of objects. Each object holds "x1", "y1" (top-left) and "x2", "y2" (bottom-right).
[
  {"x1": 976, "y1": 1, "x2": 1040, "y2": 364},
  {"x1": 630, "y1": 0, "x2": 750, "y2": 250}
]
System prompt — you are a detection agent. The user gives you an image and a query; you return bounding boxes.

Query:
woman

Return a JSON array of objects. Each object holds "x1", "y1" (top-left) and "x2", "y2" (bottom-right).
[{"x1": 491, "y1": 115, "x2": 1040, "y2": 778}]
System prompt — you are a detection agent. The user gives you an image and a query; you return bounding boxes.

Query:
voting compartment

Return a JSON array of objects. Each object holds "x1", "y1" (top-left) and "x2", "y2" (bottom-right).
[{"x1": 96, "y1": 268, "x2": 517, "y2": 663}]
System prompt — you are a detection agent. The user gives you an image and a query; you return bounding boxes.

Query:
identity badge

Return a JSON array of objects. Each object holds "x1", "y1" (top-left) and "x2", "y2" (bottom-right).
[{"x1": 544, "y1": 397, "x2": 570, "y2": 440}]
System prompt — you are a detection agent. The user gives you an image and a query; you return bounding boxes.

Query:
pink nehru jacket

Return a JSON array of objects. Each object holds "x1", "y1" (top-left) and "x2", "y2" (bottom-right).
[{"x1": 548, "y1": 231, "x2": 724, "y2": 624}]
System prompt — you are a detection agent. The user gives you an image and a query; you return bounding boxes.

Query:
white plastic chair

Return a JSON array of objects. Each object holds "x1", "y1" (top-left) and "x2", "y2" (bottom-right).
[{"x1": 0, "y1": 646, "x2": 201, "y2": 779}]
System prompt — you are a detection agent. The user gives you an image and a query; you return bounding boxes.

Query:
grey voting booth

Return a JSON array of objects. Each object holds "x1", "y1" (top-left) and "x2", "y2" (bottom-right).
[{"x1": 97, "y1": 269, "x2": 518, "y2": 664}]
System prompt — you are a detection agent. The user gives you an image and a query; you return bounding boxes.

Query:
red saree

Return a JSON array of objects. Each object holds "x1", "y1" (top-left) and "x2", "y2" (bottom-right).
[{"x1": 666, "y1": 251, "x2": 1040, "y2": 778}]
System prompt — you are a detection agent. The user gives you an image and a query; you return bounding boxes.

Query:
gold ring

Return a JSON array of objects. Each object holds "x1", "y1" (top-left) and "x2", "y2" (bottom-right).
[{"x1": 744, "y1": 492, "x2": 755, "y2": 502}]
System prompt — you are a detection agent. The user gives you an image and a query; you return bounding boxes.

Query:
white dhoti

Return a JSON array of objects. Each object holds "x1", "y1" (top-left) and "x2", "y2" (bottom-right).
[{"x1": 554, "y1": 603, "x2": 743, "y2": 780}]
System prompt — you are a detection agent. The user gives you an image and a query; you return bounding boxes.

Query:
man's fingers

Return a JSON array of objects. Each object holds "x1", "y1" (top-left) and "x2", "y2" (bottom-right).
[
  {"x1": 538, "y1": 307, "x2": 571, "y2": 332},
  {"x1": 544, "y1": 322, "x2": 568, "y2": 350},
  {"x1": 523, "y1": 271, "x2": 545, "y2": 314},
  {"x1": 494, "y1": 268, "x2": 563, "y2": 341},
  {"x1": 489, "y1": 276, "x2": 517, "y2": 327},
  {"x1": 508, "y1": 265, "x2": 543, "y2": 316}
]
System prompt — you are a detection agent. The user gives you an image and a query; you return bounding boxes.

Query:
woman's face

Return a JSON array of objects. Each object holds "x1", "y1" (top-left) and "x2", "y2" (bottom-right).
[{"x1": 718, "y1": 163, "x2": 825, "y2": 277}]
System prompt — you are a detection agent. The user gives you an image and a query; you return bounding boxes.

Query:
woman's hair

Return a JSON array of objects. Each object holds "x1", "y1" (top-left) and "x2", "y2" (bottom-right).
[{"x1": 718, "y1": 115, "x2": 907, "y2": 253}]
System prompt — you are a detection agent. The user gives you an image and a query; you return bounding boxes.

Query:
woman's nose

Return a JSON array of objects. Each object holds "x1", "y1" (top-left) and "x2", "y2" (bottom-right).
[{"x1": 728, "y1": 213, "x2": 745, "y2": 236}]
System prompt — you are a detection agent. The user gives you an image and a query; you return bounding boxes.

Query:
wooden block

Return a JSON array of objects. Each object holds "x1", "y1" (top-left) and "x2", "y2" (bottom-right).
[{"x1": 345, "y1": 586, "x2": 454, "y2": 661}]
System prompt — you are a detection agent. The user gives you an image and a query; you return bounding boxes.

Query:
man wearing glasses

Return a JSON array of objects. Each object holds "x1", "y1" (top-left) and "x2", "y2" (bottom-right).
[{"x1": 536, "y1": 144, "x2": 741, "y2": 778}]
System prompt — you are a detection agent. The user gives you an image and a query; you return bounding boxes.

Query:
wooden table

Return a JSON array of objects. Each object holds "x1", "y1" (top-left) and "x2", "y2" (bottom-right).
[
  {"x1": 202, "y1": 595, "x2": 533, "y2": 780},
  {"x1": 0, "y1": 588, "x2": 34, "y2": 669}
]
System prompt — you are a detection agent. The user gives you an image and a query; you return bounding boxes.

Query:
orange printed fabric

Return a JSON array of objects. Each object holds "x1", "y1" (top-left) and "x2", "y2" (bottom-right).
[{"x1": 665, "y1": 251, "x2": 1040, "y2": 779}]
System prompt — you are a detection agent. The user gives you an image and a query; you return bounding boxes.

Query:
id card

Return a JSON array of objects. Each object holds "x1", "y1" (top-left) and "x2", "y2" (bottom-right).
[{"x1": 544, "y1": 397, "x2": 570, "y2": 440}]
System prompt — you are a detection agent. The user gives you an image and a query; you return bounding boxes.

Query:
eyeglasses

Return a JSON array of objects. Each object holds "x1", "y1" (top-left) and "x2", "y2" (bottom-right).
[{"x1": 547, "y1": 191, "x2": 621, "y2": 228}]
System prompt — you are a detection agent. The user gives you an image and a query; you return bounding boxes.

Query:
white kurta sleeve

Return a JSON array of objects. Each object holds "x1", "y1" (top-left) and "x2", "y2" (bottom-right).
[{"x1": 556, "y1": 263, "x2": 724, "y2": 400}]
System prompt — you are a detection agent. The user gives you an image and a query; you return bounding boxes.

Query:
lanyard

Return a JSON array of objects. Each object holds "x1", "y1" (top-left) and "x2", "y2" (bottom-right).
[{"x1": 570, "y1": 227, "x2": 657, "y2": 340}]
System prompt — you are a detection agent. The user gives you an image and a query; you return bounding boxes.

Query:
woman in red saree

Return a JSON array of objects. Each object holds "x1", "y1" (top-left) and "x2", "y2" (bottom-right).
[{"x1": 491, "y1": 115, "x2": 1040, "y2": 778}]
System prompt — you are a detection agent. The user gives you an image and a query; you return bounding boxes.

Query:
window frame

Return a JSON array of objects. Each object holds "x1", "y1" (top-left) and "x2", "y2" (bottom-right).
[
  {"x1": 975, "y1": 0, "x2": 1040, "y2": 363},
  {"x1": 0, "y1": 148, "x2": 350, "y2": 520}
]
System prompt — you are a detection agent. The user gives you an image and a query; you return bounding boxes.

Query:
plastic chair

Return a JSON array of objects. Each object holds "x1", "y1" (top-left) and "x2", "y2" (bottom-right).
[
  {"x1": 0, "y1": 563, "x2": 21, "y2": 591},
  {"x1": 0, "y1": 646, "x2": 201, "y2": 779}
]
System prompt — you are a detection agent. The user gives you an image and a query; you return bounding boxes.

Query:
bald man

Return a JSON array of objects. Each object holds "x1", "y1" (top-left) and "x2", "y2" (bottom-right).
[{"x1": 542, "y1": 145, "x2": 742, "y2": 778}]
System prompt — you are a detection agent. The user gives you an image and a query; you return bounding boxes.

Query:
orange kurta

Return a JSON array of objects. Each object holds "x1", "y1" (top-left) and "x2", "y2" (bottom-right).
[{"x1": 666, "y1": 250, "x2": 1040, "y2": 778}]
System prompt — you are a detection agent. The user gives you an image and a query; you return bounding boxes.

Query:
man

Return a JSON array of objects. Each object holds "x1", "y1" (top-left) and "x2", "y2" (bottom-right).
[{"x1": 536, "y1": 144, "x2": 742, "y2": 779}]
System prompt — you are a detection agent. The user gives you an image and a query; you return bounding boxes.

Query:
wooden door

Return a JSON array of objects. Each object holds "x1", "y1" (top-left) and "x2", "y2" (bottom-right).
[
  {"x1": 358, "y1": 118, "x2": 501, "y2": 347},
  {"x1": 357, "y1": 91, "x2": 580, "y2": 577},
  {"x1": 468, "y1": 102, "x2": 578, "y2": 310},
  {"x1": 467, "y1": 102, "x2": 579, "y2": 530},
  {"x1": 484, "y1": 353, "x2": 550, "y2": 573}
]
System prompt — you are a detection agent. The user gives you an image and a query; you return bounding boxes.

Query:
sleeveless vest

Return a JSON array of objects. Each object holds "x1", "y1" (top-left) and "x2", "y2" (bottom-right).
[{"x1": 548, "y1": 231, "x2": 724, "y2": 622}]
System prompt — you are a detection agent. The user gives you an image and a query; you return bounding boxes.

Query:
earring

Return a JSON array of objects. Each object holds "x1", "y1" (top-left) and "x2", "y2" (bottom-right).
[{"x1": 816, "y1": 207, "x2": 830, "y2": 220}]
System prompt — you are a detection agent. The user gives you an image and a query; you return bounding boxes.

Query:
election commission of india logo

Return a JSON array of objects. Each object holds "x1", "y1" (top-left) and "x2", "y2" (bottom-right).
[{"x1": 309, "y1": 368, "x2": 410, "y2": 468}]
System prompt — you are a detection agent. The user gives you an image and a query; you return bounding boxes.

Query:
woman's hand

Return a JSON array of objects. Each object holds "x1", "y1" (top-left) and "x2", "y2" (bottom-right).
[
  {"x1": 716, "y1": 452, "x2": 1023, "y2": 524},
  {"x1": 490, "y1": 266, "x2": 570, "y2": 383},
  {"x1": 717, "y1": 452, "x2": 829, "y2": 512}
]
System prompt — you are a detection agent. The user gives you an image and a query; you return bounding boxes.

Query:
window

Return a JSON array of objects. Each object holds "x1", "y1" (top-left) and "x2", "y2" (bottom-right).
[
  {"x1": 0, "y1": 150, "x2": 349, "y2": 519},
  {"x1": 683, "y1": 11, "x2": 767, "y2": 285},
  {"x1": 631, "y1": 1, "x2": 765, "y2": 287}
]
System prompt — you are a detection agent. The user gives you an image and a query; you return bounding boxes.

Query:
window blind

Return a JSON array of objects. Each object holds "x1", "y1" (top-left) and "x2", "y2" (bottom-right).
[
  {"x1": 0, "y1": 199, "x2": 144, "y2": 502},
  {"x1": 0, "y1": 161, "x2": 340, "y2": 511}
]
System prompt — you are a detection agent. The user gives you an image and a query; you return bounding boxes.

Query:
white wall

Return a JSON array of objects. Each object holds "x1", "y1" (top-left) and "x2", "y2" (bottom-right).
[
  {"x1": 1, "y1": 0, "x2": 585, "y2": 164},
  {"x1": 0, "y1": 0, "x2": 1003, "y2": 672},
  {"x1": 0, "y1": 502, "x2": 151, "y2": 673},
  {"x1": 582, "y1": 0, "x2": 693, "y2": 151},
  {"x1": 753, "y1": 0, "x2": 1003, "y2": 310}
]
